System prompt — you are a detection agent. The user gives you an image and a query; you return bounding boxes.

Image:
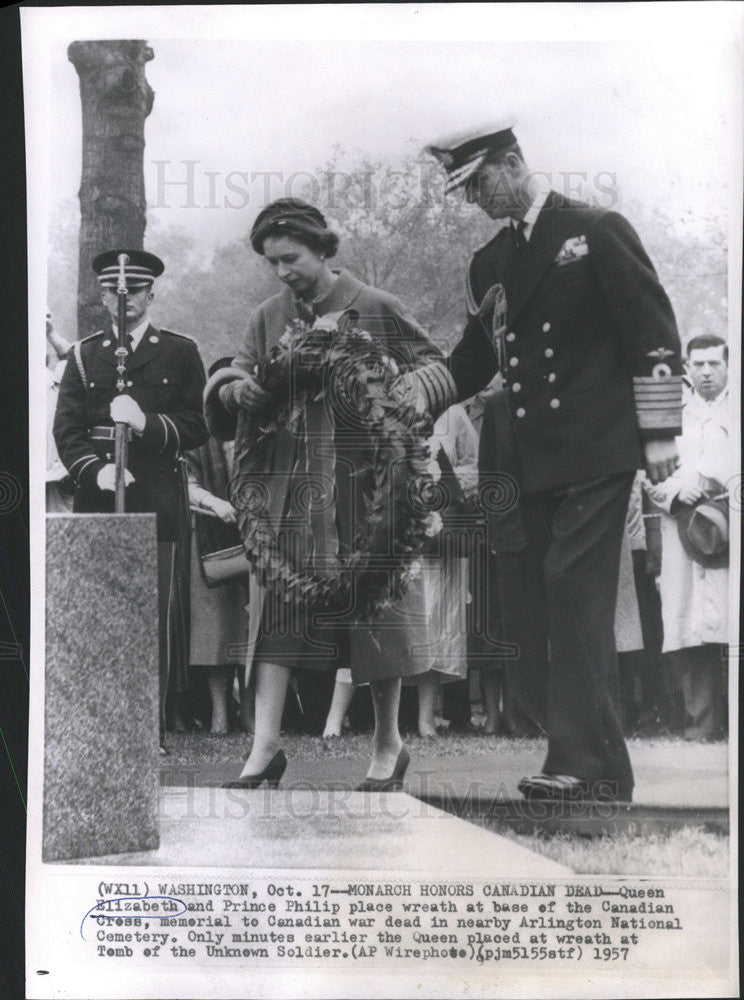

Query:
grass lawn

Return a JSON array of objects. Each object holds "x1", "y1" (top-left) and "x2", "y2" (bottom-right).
[
  {"x1": 489, "y1": 825, "x2": 729, "y2": 877},
  {"x1": 164, "y1": 729, "x2": 729, "y2": 877}
]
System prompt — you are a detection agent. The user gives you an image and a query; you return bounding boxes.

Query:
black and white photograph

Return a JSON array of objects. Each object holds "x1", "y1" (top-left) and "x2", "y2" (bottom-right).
[{"x1": 20, "y1": 4, "x2": 741, "y2": 998}]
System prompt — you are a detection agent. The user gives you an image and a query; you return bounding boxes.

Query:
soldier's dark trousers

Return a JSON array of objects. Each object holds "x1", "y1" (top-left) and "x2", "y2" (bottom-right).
[
  {"x1": 498, "y1": 472, "x2": 635, "y2": 799},
  {"x1": 158, "y1": 542, "x2": 189, "y2": 742},
  {"x1": 157, "y1": 542, "x2": 177, "y2": 737}
]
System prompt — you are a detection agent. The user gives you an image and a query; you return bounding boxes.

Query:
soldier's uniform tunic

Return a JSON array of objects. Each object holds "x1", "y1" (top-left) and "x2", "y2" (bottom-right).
[{"x1": 53, "y1": 323, "x2": 208, "y2": 728}]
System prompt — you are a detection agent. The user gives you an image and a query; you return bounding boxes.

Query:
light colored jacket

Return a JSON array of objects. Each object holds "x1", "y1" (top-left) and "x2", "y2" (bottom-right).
[{"x1": 644, "y1": 389, "x2": 731, "y2": 651}]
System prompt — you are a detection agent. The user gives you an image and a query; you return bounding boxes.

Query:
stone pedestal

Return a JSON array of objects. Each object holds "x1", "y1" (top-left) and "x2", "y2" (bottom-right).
[{"x1": 43, "y1": 514, "x2": 160, "y2": 861}]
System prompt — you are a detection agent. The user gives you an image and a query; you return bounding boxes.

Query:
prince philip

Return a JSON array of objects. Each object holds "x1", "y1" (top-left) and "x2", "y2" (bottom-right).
[{"x1": 416, "y1": 122, "x2": 683, "y2": 801}]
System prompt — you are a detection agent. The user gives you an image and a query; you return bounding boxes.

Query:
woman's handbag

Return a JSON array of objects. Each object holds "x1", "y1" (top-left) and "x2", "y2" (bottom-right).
[
  {"x1": 200, "y1": 543, "x2": 252, "y2": 588},
  {"x1": 193, "y1": 500, "x2": 251, "y2": 588}
]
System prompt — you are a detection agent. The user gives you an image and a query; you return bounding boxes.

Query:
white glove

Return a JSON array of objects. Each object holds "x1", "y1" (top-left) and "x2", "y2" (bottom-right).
[
  {"x1": 96, "y1": 464, "x2": 135, "y2": 492},
  {"x1": 110, "y1": 394, "x2": 146, "y2": 433},
  {"x1": 676, "y1": 483, "x2": 705, "y2": 505},
  {"x1": 46, "y1": 310, "x2": 71, "y2": 359}
]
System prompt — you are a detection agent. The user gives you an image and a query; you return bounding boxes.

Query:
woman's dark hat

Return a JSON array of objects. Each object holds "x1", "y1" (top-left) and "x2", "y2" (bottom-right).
[
  {"x1": 250, "y1": 199, "x2": 330, "y2": 254},
  {"x1": 676, "y1": 495, "x2": 729, "y2": 569},
  {"x1": 93, "y1": 249, "x2": 164, "y2": 288}
]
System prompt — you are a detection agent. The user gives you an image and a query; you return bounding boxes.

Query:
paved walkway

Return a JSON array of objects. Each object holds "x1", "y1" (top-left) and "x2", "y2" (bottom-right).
[
  {"x1": 161, "y1": 737, "x2": 728, "y2": 809},
  {"x1": 65, "y1": 738, "x2": 728, "y2": 868},
  {"x1": 87, "y1": 789, "x2": 571, "y2": 874}
]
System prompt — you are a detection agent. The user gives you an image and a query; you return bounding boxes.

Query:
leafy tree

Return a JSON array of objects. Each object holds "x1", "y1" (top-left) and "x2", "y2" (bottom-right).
[
  {"x1": 624, "y1": 199, "x2": 727, "y2": 349},
  {"x1": 68, "y1": 40, "x2": 154, "y2": 337},
  {"x1": 47, "y1": 149, "x2": 728, "y2": 367},
  {"x1": 306, "y1": 148, "x2": 496, "y2": 350}
]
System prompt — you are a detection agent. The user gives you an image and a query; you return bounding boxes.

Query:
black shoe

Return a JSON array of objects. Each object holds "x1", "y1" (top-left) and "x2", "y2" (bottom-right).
[
  {"x1": 222, "y1": 749, "x2": 287, "y2": 789},
  {"x1": 355, "y1": 746, "x2": 410, "y2": 792},
  {"x1": 518, "y1": 773, "x2": 588, "y2": 801},
  {"x1": 518, "y1": 773, "x2": 631, "y2": 802}
]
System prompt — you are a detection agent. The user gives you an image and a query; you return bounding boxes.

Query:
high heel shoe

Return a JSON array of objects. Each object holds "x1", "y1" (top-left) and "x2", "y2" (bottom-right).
[
  {"x1": 355, "y1": 746, "x2": 410, "y2": 792},
  {"x1": 222, "y1": 749, "x2": 287, "y2": 789}
]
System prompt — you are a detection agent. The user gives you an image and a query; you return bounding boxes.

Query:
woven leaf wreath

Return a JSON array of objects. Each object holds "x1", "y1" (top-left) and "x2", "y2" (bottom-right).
[{"x1": 230, "y1": 315, "x2": 436, "y2": 620}]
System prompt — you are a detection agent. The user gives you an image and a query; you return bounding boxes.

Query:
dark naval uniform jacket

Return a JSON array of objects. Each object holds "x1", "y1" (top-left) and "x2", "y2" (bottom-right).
[
  {"x1": 448, "y1": 189, "x2": 683, "y2": 489},
  {"x1": 420, "y1": 189, "x2": 684, "y2": 799},
  {"x1": 53, "y1": 323, "x2": 208, "y2": 542}
]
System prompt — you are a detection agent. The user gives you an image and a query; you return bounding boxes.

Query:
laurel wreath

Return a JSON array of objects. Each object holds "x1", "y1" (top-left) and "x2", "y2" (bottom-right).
[{"x1": 230, "y1": 317, "x2": 435, "y2": 619}]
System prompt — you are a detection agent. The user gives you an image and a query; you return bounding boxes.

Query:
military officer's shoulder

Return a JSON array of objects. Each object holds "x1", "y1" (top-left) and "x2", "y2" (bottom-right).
[
  {"x1": 77, "y1": 330, "x2": 106, "y2": 356},
  {"x1": 563, "y1": 195, "x2": 631, "y2": 233},
  {"x1": 158, "y1": 327, "x2": 197, "y2": 343},
  {"x1": 552, "y1": 193, "x2": 605, "y2": 226},
  {"x1": 157, "y1": 327, "x2": 202, "y2": 354},
  {"x1": 80, "y1": 329, "x2": 105, "y2": 344}
]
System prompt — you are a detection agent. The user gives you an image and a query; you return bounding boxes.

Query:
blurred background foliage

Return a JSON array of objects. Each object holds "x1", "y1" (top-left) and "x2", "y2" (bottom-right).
[{"x1": 48, "y1": 148, "x2": 728, "y2": 370}]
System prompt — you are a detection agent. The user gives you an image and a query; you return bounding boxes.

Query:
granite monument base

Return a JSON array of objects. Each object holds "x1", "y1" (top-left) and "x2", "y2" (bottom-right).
[{"x1": 44, "y1": 514, "x2": 160, "y2": 861}]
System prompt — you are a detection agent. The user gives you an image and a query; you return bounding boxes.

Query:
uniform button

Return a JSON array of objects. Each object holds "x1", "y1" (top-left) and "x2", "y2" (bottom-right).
[
  {"x1": 126, "y1": 380, "x2": 133, "y2": 388},
  {"x1": 542, "y1": 322, "x2": 551, "y2": 333},
  {"x1": 548, "y1": 373, "x2": 556, "y2": 383},
  {"x1": 162, "y1": 377, "x2": 168, "y2": 383},
  {"x1": 89, "y1": 381, "x2": 95, "y2": 387},
  {"x1": 544, "y1": 348, "x2": 554, "y2": 358},
  {"x1": 509, "y1": 357, "x2": 519, "y2": 367},
  {"x1": 550, "y1": 398, "x2": 561, "y2": 409},
  {"x1": 512, "y1": 382, "x2": 521, "y2": 393},
  {"x1": 506, "y1": 332, "x2": 516, "y2": 343},
  {"x1": 516, "y1": 407, "x2": 526, "y2": 418}
]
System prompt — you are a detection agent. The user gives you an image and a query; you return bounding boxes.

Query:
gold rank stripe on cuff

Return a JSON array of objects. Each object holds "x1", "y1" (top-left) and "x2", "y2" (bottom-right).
[
  {"x1": 414, "y1": 362, "x2": 458, "y2": 416},
  {"x1": 633, "y1": 386, "x2": 682, "y2": 396},
  {"x1": 633, "y1": 375, "x2": 683, "y2": 430},
  {"x1": 634, "y1": 396, "x2": 685, "y2": 404}
]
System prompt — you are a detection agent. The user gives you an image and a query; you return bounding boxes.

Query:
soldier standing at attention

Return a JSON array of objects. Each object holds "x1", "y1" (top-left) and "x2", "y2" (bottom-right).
[
  {"x1": 53, "y1": 250, "x2": 208, "y2": 748},
  {"x1": 415, "y1": 122, "x2": 683, "y2": 802}
]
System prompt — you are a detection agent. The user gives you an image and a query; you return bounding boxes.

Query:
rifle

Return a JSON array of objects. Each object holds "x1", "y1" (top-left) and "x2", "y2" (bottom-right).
[{"x1": 114, "y1": 253, "x2": 130, "y2": 512}]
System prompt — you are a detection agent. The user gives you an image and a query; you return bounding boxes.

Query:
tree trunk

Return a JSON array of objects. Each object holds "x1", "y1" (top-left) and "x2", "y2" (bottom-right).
[{"x1": 68, "y1": 40, "x2": 154, "y2": 338}]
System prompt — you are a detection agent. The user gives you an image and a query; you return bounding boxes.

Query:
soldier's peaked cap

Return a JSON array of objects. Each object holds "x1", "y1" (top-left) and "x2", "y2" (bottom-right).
[
  {"x1": 93, "y1": 249, "x2": 165, "y2": 288},
  {"x1": 425, "y1": 119, "x2": 517, "y2": 194}
]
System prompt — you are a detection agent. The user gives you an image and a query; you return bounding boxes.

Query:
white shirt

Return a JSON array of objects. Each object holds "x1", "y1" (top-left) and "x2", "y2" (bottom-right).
[
  {"x1": 511, "y1": 175, "x2": 551, "y2": 241},
  {"x1": 112, "y1": 314, "x2": 150, "y2": 351}
]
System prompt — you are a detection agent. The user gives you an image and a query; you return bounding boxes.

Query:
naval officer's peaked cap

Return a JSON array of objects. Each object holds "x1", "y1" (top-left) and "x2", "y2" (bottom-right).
[
  {"x1": 93, "y1": 249, "x2": 165, "y2": 288},
  {"x1": 425, "y1": 120, "x2": 518, "y2": 194}
]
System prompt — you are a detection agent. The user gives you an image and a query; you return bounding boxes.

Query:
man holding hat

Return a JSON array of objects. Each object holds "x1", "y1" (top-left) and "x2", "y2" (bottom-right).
[
  {"x1": 645, "y1": 335, "x2": 731, "y2": 740},
  {"x1": 54, "y1": 249, "x2": 208, "y2": 741},
  {"x1": 420, "y1": 121, "x2": 684, "y2": 801}
]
